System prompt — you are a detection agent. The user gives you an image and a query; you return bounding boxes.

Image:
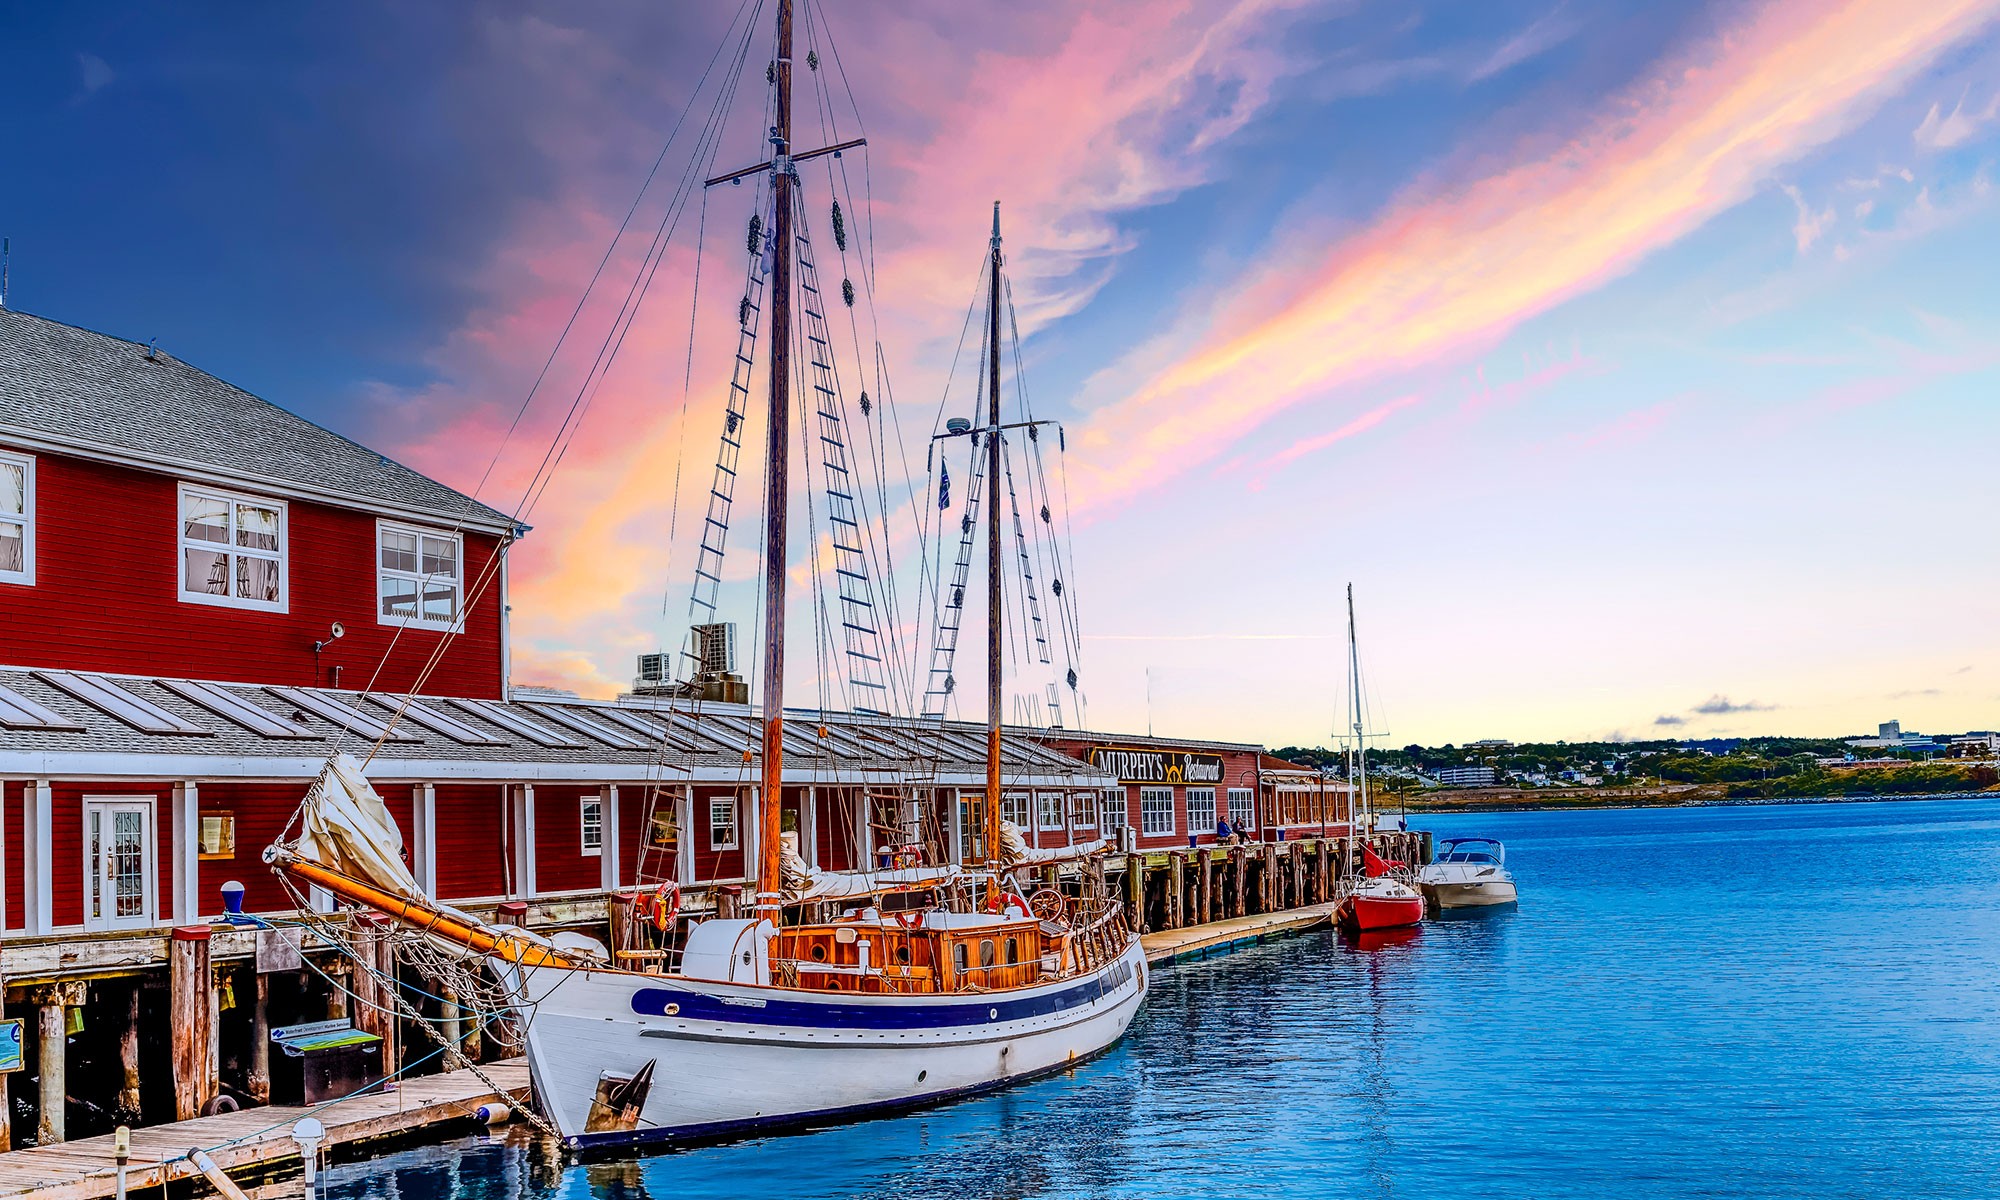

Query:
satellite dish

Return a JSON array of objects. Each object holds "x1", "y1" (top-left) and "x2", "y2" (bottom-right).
[{"x1": 946, "y1": 417, "x2": 971, "y2": 434}]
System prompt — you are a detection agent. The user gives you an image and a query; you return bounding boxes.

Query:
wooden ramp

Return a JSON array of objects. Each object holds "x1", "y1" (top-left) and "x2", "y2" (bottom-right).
[
  {"x1": 0, "y1": 1061, "x2": 530, "y2": 1200},
  {"x1": 1141, "y1": 902, "x2": 1340, "y2": 966}
]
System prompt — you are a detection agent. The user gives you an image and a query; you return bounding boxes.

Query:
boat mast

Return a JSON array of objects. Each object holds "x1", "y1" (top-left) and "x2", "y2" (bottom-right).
[
  {"x1": 1347, "y1": 583, "x2": 1369, "y2": 834},
  {"x1": 756, "y1": 0, "x2": 796, "y2": 919},
  {"x1": 984, "y1": 202, "x2": 1004, "y2": 880}
]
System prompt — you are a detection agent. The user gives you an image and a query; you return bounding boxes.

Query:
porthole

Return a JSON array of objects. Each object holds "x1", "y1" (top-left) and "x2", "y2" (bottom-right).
[
  {"x1": 811, "y1": 945, "x2": 828, "y2": 961},
  {"x1": 896, "y1": 946, "x2": 911, "y2": 965},
  {"x1": 664, "y1": 1002, "x2": 680, "y2": 1016},
  {"x1": 917, "y1": 1070, "x2": 928, "y2": 1083}
]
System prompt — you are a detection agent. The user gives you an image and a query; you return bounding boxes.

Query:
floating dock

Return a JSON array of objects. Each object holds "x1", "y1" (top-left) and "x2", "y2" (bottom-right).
[{"x1": 0, "y1": 1061, "x2": 528, "y2": 1200}]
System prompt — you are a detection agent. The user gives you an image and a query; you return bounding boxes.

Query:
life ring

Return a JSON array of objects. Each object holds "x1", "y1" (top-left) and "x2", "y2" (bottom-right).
[
  {"x1": 636, "y1": 881, "x2": 681, "y2": 933},
  {"x1": 895, "y1": 909, "x2": 926, "y2": 930},
  {"x1": 984, "y1": 890, "x2": 1029, "y2": 916}
]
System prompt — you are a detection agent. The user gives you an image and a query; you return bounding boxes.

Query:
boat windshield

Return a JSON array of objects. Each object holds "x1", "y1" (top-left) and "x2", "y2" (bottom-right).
[{"x1": 1436, "y1": 838, "x2": 1504, "y2": 865}]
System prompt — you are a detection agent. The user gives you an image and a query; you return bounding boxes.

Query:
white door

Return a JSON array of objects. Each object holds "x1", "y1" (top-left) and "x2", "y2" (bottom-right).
[{"x1": 85, "y1": 799, "x2": 155, "y2": 931}]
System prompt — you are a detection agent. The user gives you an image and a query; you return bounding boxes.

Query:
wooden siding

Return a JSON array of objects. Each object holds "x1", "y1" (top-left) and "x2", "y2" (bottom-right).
[
  {"x1": 532, "y1": 785, "x2": 599, "y2": 894},
  {"x1": 3, "y1": 781, "x2": 20, "y2": 931},
  {"x1": 691, "y1": 786, "x2": 747, "y2": 881},
  {"x1": 432, "y1": 784, "x2": 505, "y2": 901},
  {"x1": 0, "y1": 447, "x2": 505, "y2": 697}
]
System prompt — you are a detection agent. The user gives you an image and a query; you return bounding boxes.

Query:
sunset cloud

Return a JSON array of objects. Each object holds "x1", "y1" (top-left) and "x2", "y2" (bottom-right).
[{"x1": 1062, "y1": 0, "x2": 2000, "y2": 514}]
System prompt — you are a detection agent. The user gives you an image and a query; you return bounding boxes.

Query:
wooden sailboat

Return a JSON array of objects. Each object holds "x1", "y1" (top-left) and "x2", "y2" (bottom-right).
[
  {"x1": 1338, "y1": 584, "x2": 1424, "y2": 933},
  {"x1": 264, "y1": 0, "x2": 1145, "y2": 1148}
]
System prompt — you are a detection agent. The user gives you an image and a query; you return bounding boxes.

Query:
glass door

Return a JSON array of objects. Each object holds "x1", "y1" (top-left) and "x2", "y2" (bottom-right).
[
  {"x1": 958, "y1": 794, "x2": 986, "y2": 866},
  {"x1": 85, "y1": 799, "x2": 155, "y2": 931}
]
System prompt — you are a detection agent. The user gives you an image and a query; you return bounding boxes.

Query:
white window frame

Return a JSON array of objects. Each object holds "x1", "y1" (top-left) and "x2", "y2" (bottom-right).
[
  {"x1": 83, "y1": 796, "x2": 157, "y2": 932},
  {"x1": 1000, "y1": 792, "x2": 1032, "y2": 830},
  {"x1": 1228, "y1": 787, "x2": 1255, "y2": 828},
  {"x1": 1072, "y1": 792, "x2": 1099, "y2": 829},
  {"x1": 1139, "y1": 787, "x2": 1175, "y2": 837},
  {"x1": 1186, "y1": 787, "x2": 1217, "y2": 834},
  {"x1": 1101, "y1": 789, "x2": 1127, "y2": 831},
  {"x1": 376, "y1": 519, "x2": 465, "y2": 631},
  {"x1": 177, "y1": 482, "x2": 288, "y2": 612},
  {"x1": 580, "y1": 796, "x2": 604, "y2": 857},
  {"x1": 709, "y1": 794, "x2": 739, "y2": 850},
  {"x1": 0, "y1": 448, "x2": 34, "y2": 586},
  {"x1": 1035, "y1": 791, "x2": 1065, "y2": 832}
]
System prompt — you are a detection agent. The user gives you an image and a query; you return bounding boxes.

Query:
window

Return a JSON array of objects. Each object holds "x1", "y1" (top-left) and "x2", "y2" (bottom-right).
[
  {"x1": 378, "y1": 521, "x2": 463, "y2": 628},
  {"x1": 85, "y1": 797, "x2": 155, "y2": 931},
  {"x1": 1228, "y1": 788, "x2": 1255, "y2": 829},
  {"x1": 1035, "y1": 792, "x2": 1064, "y2": 832},
  {"x1": 1139, "y1": 787, "x2": 1175, "y2": 837},
  {"x1": 1186, "y1": 788, "x2": 1217, "y2": 833},
  {"x1": 580, "y1": 797, "x2": 604, "y2": 856},
  {"x1": 198, "y1": 812, "x2": 235, "y2": 860},
  {"x1": 709, "y1": 794, "x2": 739, "y2": 850},
  {"x1": 179, "y1": 484, "x2": 286, "y2": 611},
  {"x1": 1073, "y1": 792, "x2": 1099, "y2": 829},
  {"x1": 0, "y1": 450, "x2": 33, "y2": 585},
  {"x1": 1000, "y1": 792, "x2": 1031, "y2": 830},
  {"x1": 1101, "y1": 790, "x2": 1127, "y2": 831}
]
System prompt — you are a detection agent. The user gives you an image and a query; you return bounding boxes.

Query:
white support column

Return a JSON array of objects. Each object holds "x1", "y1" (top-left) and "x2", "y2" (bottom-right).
[
  {"x1": 599, "y1": 785, "x2": 620, "y2": 892},
  {"x1": 740, "y1": 785, "x2": 758, "y2": 880},
  {"x1": 948, "y1": 788, "x2": 964, "y2": 865},
  {"x1": 675, "y1": 788, "x2": 694, "y2": 887},
  {"x1": 802, "y1": 787, "x2": 818, "y2": 871},
  {"x1": 24, "y1": 780, "x2": 52, "y2": 935},
  {"x1": 411, "y1": 783, "x2": 437, "y2": 895},
  {"x1": 511, "y1": 784, "x2": 537, "y2": 899},
  {"x1": 170, "y1": 781, "x2": 201, "y2": 923}
]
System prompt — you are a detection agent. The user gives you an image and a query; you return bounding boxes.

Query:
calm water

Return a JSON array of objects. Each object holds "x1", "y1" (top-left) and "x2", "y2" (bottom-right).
[{"x1": 327, "y1": 800, "x2": 2000, "y2": 1199}]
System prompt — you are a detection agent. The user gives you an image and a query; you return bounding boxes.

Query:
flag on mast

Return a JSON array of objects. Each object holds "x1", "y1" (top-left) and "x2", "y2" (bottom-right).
[{"x1": 938, "y1": 461, "x2": 951, "y2": 510}]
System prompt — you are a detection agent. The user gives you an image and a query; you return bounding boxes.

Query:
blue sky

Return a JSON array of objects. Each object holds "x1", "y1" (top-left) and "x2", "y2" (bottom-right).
[{"x1": 5, "y1": 0, "x2": 1998, "y2": 747}]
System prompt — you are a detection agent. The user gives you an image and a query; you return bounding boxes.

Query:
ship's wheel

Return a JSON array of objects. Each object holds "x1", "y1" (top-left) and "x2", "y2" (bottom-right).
[{"x1": 1027, "y1": 888, "x2": 1069, "y2": 924}]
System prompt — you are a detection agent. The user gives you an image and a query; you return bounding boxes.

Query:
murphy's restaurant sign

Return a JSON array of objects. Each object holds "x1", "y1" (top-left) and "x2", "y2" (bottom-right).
[{"x1": 1087, "y1": 746, "x2": 1225, "y2": 786}]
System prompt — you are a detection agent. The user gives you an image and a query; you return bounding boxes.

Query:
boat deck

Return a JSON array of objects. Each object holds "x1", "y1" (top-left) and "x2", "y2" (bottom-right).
[
  {"x1": 1140, "y1": 901, "x2": 1340, "y2": 965},
  {"x1": 0, "y1": 1061, "x2": 529, "y2": 1200}
]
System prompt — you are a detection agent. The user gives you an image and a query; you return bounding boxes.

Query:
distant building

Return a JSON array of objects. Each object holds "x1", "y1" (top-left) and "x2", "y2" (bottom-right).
[
  {"x1": 1467, "y1": 738, "x2": 1514, "y2": 752},
  {"x1": 1437, "y1": 765, "x2": 1498, "y2": 788},
  {"x1": 1847, "y1": 720, "x2": 1938, "y2": 752}
]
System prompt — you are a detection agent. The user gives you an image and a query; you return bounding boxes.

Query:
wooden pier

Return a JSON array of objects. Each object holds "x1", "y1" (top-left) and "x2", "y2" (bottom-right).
[
  {"x1": 1141, "y1": 901, "x2": 1341, "y2": 965},
  {"x1": 0, "y1": 1061, "x2": 528, "y2": 1200}
]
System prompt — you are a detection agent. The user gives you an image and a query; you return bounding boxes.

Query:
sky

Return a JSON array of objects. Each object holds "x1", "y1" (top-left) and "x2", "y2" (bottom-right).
[{"x1": 5, "y1": 0, "x2": 1999, "y2": 748}]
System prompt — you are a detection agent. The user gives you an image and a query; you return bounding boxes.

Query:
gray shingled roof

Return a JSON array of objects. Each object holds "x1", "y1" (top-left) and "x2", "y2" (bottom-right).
[
  {"x1": 0, "y1": 666, "x2": 1112, "y2": 789},
  {"x1": 0, "y1": 308, "x2": 513, "y2": 532}
]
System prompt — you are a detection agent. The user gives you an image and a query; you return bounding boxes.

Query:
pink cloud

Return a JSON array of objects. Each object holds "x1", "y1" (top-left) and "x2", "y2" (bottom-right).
[
  {"x1": 1248, "y1": 393, "x2": 1422, "y2": 490},
  {"x1": 1061, "y1": 0, "x2": 2000, "y2": 516}
]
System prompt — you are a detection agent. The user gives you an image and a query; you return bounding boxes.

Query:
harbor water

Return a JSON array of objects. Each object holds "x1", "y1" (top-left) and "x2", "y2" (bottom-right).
[{"x1": 327, "y1": 799, "x2": 2000, "y2": 1199}]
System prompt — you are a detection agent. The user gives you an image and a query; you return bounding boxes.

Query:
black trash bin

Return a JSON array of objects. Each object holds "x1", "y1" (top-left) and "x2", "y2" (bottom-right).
[{"x1": 269, "y1": 1019, "x2": 384, "y2": 1105}]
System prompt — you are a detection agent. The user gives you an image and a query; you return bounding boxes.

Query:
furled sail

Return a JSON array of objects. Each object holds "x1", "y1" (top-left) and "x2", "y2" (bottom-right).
[
  {"x1": 996, "y1": 819, "x2": 1109, "y2": 869},
  {"x1": 780, "y1": 831, "x2": 960, "y2": 902},
  {"x1": 294, "y1": 752, "x2": 423, "y2": 899}
]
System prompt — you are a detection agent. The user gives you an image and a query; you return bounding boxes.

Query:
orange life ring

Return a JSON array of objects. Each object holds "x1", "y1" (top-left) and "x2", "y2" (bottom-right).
[{"x1": 896, "y1": 909, "x2": 925, "y2": 930}]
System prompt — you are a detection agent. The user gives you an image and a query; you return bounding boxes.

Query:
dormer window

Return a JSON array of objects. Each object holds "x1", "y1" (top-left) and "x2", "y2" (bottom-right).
[
  {"x1": 378, "y1": 521, "x2": 462, "y2": 628},
  {"x1": 178, "y1": 483, "x2": 287, "y2": 611},
  {"x1": 0, "y1": 449, "x2": 32, "y2": 585}
]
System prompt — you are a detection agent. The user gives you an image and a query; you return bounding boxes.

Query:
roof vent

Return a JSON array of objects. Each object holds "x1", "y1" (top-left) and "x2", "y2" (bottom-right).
[{"x1": 145, "y1": 337, "x2": 158, "y2": 361}]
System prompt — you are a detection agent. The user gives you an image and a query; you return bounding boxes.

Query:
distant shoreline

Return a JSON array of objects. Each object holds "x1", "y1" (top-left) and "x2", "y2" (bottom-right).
[{"x1": 1407, "y1": 790, "x2": 2000, "y2": 817}]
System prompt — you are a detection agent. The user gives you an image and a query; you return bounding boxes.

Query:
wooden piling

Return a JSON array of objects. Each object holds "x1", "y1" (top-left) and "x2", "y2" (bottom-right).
[
  {"x1": 247, "y1": 972, "x2": 270, "y2": 1105},
  {"x1": 1291, "y1": 843, "x2": 1306, "y2": 909},
  {"x1": 1263, "y1": 843, "x2": 1280, "y2": 912},
  {"x1": 1125, "y1": 857, "x2": 1145, "y2": 934},
  {"x1": 1167, "y1": 852, "x2": 1186, "y2": 929},
  {"x1": 1197, "y1": 848, "x2": 1215, "y2": 924},
  {"x1": 352, "y1": 915, "x2": 400, "y2": 1075},
  {"x1": 169, "y1": 926, "x2": 216, "y2": 1122},
  {"x1": 117, "y1": 982, "x2": 142, "y2": 1120},
  {"x1": 1230, "y1": 846, "x2": 1247, "y2": 917}
]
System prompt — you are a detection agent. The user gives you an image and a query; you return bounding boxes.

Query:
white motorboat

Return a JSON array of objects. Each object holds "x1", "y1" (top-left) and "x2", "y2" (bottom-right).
[{"x1": 1416, "y1": 837, "x2": 1519, "y2": 910}]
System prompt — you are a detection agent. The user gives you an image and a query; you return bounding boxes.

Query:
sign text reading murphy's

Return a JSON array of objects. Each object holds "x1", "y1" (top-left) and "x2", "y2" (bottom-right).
[{"x1": 1086, "y1": 746, "x2": 1225, "y2": 785}]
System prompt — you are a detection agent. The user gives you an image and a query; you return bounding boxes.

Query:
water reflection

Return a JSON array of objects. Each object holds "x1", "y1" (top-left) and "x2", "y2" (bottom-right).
[{"x1": 320, "y1": 800, "x2": 2000, "y2": 1200}]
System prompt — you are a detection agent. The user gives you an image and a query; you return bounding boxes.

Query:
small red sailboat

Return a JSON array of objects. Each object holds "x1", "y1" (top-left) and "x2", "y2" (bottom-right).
[
  {"x1": 1342, "y1": 845, "x2": 1425, "y2": 932},
  {"x1": 1335, "y1": 584, "x2": 1424, "y2": 935}
]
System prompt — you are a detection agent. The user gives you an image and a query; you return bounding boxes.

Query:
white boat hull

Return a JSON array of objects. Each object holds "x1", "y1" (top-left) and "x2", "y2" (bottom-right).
[
  {"x1": 511, "y1": 939, "x2": 1150, "y2": 1147},
  {"x1": 1420, "y1": 878, "x2": 1519, "y2": 909}
]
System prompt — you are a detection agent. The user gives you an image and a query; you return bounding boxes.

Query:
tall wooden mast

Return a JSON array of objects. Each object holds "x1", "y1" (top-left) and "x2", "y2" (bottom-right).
[
  {"x1": 756, "y1": 0, "x2": 796, "y2": 917},
  {"x1": 984, "y1": 203, "x2": 1005, "y2": 876}
]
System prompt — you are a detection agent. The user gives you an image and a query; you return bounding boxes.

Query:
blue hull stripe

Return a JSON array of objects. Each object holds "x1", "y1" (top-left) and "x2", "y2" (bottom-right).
[{"x1": 630, "y1": 959, "x2": 1137, "y2": 1029}]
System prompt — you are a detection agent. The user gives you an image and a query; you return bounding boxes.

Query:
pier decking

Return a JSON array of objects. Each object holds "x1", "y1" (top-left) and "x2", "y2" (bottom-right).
[
  {"x1": 1142, "y1": 901, "x2": 1341, "y2": 965},
  {"x1": 0, "y1": 1061, "x2": 528, "y2": 1200}
]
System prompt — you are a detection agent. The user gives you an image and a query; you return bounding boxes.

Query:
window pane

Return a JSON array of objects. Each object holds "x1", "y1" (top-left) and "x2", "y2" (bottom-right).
[
  {"x1": 1188, "y1": 788, "x2": 1216, "y2": 831},
  {"x1": 236, "y1": 553, "x2": 281, "y2": 602},
  {"x1": 0, "y1": 462, "x2": 22, "y2": 517},
  {"x1": 381, "y1": 575, "x2": 418, "y2": 617},
  {"x1": 183, "y1": 493, "x2": 230, "y2": 543},
  {"x1": 235, "y1": 504, "x2": 280, "y2": 551},
  {"x1": 421, "y1": 536, "x2": 457, "y2": 578},
  {"x1": 111, "y1": 810, "x2": 145, "y2": 918},
  {"x1": 380, "y1": 529, "x2": 418, "y2": 573},
  {"x1": 0, "y1": 522, "x2": 21, "y2": 573},
  {"x1": 421, "y1": 583, "x2": 458, "y2": 622},
  {"x1": 185, "y1": 548, "x2": 230, "y2": 595}
]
